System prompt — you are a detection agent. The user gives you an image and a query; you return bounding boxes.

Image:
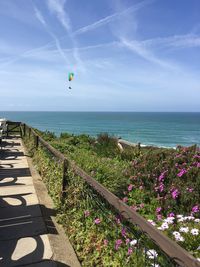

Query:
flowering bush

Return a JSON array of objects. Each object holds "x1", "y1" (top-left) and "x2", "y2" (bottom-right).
[{"x1": 24, "y1": 130, "x2": 200, "y2": 263}]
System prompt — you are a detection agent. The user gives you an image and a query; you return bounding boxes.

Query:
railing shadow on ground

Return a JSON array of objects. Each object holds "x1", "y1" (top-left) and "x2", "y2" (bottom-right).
[{"x1": 0, "y1": 197, "x2": 58, "y2": 266}]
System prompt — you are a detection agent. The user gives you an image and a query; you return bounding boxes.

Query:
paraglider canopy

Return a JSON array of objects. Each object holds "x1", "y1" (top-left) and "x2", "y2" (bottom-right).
[{"x1": 68, "y1": 72, "x2": 74, "y2": 81}]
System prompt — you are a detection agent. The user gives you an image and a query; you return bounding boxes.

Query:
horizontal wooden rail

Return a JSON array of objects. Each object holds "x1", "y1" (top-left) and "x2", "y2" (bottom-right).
[{"x1": 23, "y1": 123, "x2": 200, "y2": 267}]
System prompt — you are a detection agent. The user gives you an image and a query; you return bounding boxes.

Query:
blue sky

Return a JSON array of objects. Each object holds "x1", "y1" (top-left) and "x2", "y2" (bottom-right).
[{"x1": 0, "y1": 0, "x2": 200, "y2": 111}]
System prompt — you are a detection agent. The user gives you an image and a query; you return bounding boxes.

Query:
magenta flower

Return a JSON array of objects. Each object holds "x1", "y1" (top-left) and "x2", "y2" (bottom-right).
[
  {"x1": 128, "y1": 184, "x2": 133, "y2": 191},
  {"x1": 84, "y1": 210, "x2": 90, "y2": 217},
  {"x1": 171, "y1": 189, "x2": 179, "y2": 199},
  {"x1": 158, "y1": 171, "x2": 167, "y2": 182},
  {"x1": 115, "y1": 239, "x2": 123, "y2": 250},
  {"x1": 157, "y1": 214, "x2": 162, "y2": 221},
  {"x1": 168, "y1": 212, "x2": 175, "y2": 217},
  {"x1": 115, "y1": 216, "x2": 121, "y2": 224},
  {"x1": 127, "y1": 247, "x2": 133, "y2": 255},
  {"x1": 192, "y1": 205, "x2": 199, "y2": 213},
  {"x1": 159, "y1": 183, "x2": 164, "y2": 192},
  {"x1": 121, "y1": 227, "x2": 126, "y2": 237},
  {"x1": 156, "y1": 207, "x2": 162, "y2": 213},
  {"x1": 125, "y1": 238, "x2": 130, "y2": 245},
  {"x1": 197, "y1": 162, "x2": 200, "y2": 168},
  {"x1": 187, "y1": 187, "x2": 194, "y2": 192},
  {"x1": 94, "y1": 218, "x2": 101, "y2": 224},
  {"x1": 177, "y1": 168, "x2": 187, "y2": 177},
  {"x1": 193, "y1": 154, "x2": 200, "y2": 159}
]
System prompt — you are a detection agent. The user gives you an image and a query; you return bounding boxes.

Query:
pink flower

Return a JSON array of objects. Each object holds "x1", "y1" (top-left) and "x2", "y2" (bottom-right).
[
  {"x1": 187, "y1": 187, "x2": 194, "y2": 192},
  {"x1": 157, "y1": 214, "x2": 162, "y2": 220},
  {"x1": 103, "y1": 239, "x2": 108, "y2": 246},
  {"x1": 159, "y1": 183, "x2": 164, "y2": 192},
  {"x1": 127, "y1": 247, "x2": 133, "y2": 255},
  {"x1": 125, "y1": 238, "x2": 130, "y2": 245},
  {"x1": 192, "y1": 205, "x2": 199, "y2": 213},
  {"x1": 193, "y1": 154, "x2": 200, "y2": 159},
  {"x1": 128, "y1": 184, "x2": 133, "y2": 191},
  {"x1": 197, "y1": 162, "x2": 200, "y2": 168},
  {"x1": 168, "y1": 212, "x2": 175, "y2": 217},
  {"x1": 171, "y1": 189, "x2": 179, "y2": 199},
  {"x1": 115, "y1": 216, "x2": 121, "y2": 224},
  {"x1": 158, "y1": 171, "x2": 167, "y2": 182},
  {"x1": 84, "y1": 210, "x2": 90, "y2": 217},
  {"x1": 131, "y1": 205, "x2": 138, "y2": 211},
  {"x1": 121, "y1": 227, "x2": 126, "y2": 237},
  {"x1": 122, "y1": 197, "x2": 128, "y2": 203},
  {"x1": 156, "y1": 207, "x2": 162, "y2": 213},
  {"x1": 175, "y1": 154, "x2": 182, "y2": 158},
  {"x1": 140, "y1": 203, "x2": 145, "y2": 208},
  {"x1": 94, "y1": 218, "x2": 101, "y2": 224},
  {"x1": 177, "y1": 168, "x2": 187, "y2": 177},
  {"x1": 115, "y1": 239, "x2": 123, "y2": 250},
  {"x1": 139, "y1": 185, "x2": 143, "y2": 190}
]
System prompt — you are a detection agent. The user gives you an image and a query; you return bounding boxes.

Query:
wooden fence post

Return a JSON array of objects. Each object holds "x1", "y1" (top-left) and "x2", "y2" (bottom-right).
[
  {"x1": 35, "y1": 135, "x2": 39, "y2": 148},
  {"x1": 61, "y1": 158, "x2": 68, "y2": 200},
  {"x1": 23, "y1": 124, "x2": 26, "y2": 136}
]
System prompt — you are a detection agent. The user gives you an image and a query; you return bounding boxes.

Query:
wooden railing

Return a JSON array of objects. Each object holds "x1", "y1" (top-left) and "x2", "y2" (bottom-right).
[
  {"x1": 6, "y1": 121, "x2": 22, "y2": 137},
  {"x1": 19, "y1": 122, "x2": 200, "y2": 267}
]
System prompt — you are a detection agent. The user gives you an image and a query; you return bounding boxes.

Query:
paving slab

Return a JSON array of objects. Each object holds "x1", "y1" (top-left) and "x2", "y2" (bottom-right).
[
  {"x1": 0, "y1": 167, "x2": 32, "y2": 179},
  {"x1": 0, "y1": 234, "x2": 53, "y2": 267},
  {"x1": 0, "y1": 192, "x2": 39, "y2": 207},
  {"x1": 0, "y1": 204, "x2": 41, "y2": 221},
  {"x1": 0, "y1": 184, "x2": 36, "y2": 196},
  {"x1": 0, "y1": 176, "x2": 33, "y2": 186},
  {"x1": 0, "y1": 216, "x2": 47, "y2": 241}
]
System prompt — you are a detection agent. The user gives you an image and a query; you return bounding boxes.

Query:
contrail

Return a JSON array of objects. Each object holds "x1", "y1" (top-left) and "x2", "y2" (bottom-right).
[{"x1": 73, "y1": 0, "x2": 155, "y2": 36}]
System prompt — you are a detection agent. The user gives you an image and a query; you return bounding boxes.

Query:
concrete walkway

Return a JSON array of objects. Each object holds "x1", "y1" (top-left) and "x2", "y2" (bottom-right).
[{"x1": 0, "y1": 137, "x2": 81, "y2": 267}]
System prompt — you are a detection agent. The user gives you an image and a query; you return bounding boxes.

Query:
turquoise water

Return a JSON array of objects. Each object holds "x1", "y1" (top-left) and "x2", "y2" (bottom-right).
[{"x1": 0, "y1": 111, "x2": 200, "y2": 148}]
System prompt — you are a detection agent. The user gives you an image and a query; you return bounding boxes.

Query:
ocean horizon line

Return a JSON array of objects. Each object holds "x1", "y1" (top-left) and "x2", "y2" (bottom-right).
[{"x1": 1, "y1": 111, "x2": 200, "y2": 113}]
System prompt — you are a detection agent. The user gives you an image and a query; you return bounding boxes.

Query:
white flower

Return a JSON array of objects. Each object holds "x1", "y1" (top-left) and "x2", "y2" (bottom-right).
[
  {"x1": 197, "y1": 246, "x2": 200, "y2": 250},
  {"x1": 130, "y1": 239, "x2": 137, "y2": 246},
  {"x1": 148, "y1": 219, "x2": 156, "y2": 226},
  {"x1": 191, "y1": 229, "x2": 199, "y2": 235},
  {"x1": 175, "y1": 235, "x2": 185, "y2": 242},
  {"x1": 194, "y1": 218, "x2": 200, "y2": 223},
  {"x1": 147, "y1": 249, "x2": 158, "y2": 259},
  {"x1": 185, "y1": 216, "x2": 195, "y2": 221},
  {"x1": 151, "y1": 264, "x2": 160, "y2": 267},
  {"x1": 157, "y1": 226, "x2": 164, "y2": 231},
  {"x1": 177, "y1": 214, "x2": 183, "y2": 218},
  {"x1": 179, "y1": 227, "x2": 189, "y2": 233},
  {"x1": 178, "y1": 217, "x2": 184, "y2": 222},
  {"x1": 197, "y1": 258, "x2": 200, "y2": 262},
  {"x1": 173, "y1": 231, "x2": 180, "y2": 237},
  {"x1": 164, "y1": 217, "x2": 174, "y2": 224},
  {"x1": 161, "y1": 222, "x2": 169, "y2": 230}
]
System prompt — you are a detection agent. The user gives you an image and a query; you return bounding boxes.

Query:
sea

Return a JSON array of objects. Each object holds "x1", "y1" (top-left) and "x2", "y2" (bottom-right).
[{"x1": 0, "y1": 111, "x2": 200, "y2": 148}]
